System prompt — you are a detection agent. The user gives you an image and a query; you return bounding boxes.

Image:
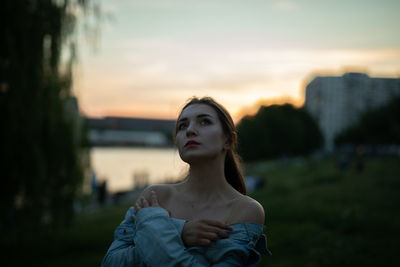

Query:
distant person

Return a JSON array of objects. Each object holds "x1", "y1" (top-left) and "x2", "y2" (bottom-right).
[
  {"x1": 101, "y1": 97, "x2": 270, "y2": 266},
  {"x1": 338, "y1": 154, "x2": 349, "y2": 172},
  {"x1": 245, "y1": 176, "x2": 265, "y2": 193},
  {"x1": 91, "y1": 169, "x2": 98, "y2": 196},
  {"x1": 98, "y1": 180, "x2": 107, "y2": 205},
  {"x1": 355, "y1": 145, "x2": 365, "y2": 173}
]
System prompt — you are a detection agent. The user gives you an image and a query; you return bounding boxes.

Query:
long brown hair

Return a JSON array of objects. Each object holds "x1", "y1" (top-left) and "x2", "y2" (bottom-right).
[{"x1": 175, "y1": 97, "x2": 247, "y2": 195}]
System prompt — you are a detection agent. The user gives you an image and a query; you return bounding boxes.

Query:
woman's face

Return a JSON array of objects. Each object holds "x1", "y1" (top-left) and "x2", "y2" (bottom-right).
[{"x1": 176, "y1": 103, "x2": 229, "y2": 164}]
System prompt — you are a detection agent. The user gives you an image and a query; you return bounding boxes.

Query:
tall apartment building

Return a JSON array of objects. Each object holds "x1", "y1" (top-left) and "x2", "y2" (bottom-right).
[{"x1": 305, "y1": 72, "x2": 400, "y2": 151}]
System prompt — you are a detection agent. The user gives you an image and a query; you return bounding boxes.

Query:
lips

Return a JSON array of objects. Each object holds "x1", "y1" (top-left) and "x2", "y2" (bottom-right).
[{"x1": 184, "y1": 140, "x2": 200, "y2": 147}]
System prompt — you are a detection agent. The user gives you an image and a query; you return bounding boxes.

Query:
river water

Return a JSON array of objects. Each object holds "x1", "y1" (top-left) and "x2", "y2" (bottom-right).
[{"x1": 90, "y1": 147, "x2": 188, "y2": 193}]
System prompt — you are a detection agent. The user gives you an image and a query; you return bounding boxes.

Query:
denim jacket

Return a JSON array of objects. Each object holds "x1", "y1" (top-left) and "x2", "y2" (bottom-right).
[{"x1": 101, "y1": 207, "x2": 270, "y2": 266}]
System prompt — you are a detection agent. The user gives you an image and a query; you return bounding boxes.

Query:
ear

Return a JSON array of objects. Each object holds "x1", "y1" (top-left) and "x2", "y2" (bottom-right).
[{"x1": 224, "y1": 132, "x2": 237, "y2": 150}]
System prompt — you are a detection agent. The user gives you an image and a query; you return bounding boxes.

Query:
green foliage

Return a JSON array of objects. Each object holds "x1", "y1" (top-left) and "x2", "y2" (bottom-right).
[
  {"x1": 336, "y1": 96, "x2": 400, "y2": 145},
  {"x1": 237, "y1": 104, "x2": 323, "y2": 161},
  {"x1": 0, "y1": 0, "x2": 91, "y2": 230}
]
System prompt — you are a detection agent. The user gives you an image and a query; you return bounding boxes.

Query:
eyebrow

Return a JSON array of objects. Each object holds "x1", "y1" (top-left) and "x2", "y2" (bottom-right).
[{"x1": 178, "y1": 114, "x2": 213, "y2": 123}]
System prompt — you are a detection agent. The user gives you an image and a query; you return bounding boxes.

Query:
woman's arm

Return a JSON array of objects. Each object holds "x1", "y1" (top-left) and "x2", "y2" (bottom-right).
[
  {"x1": 135, "y1": 207, "x2": 253, "y2": 267},
  {"x1": 101, "y1": 186, "x2": 228, "y2": 267},
  {"x1": 134, "y1": 191, "x2": 265, "y2": 267},
  {"x1": 135, "y1": 185, "x2": 233, "y2": 246},
  {"x1": 101, "y1": 208, "x2": 141, "y2": 267},
  {"x1": 101, "y1": 205, "x2": 186, "y2": 267}
]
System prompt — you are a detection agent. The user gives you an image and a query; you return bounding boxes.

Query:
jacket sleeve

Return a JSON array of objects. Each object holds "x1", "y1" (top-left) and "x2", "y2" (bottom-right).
[
  {"x1": 208, "y1": 234, "x2": 270, "y2": 267},
  {"x1": 134, "y1": 207, "x2": 261, "y2": 267},
  {"x1": 101, "y1": 207, "x2": 185, "y2": 267},
  {"x1": 101, "y1": 207, "x2": 140, "y2": 267}
]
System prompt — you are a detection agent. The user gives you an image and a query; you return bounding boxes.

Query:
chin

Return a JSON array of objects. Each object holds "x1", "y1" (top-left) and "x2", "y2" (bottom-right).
[
  {"x1": 179, "y1": 150, "x2": 221, "y2": 164},
  {"x1": 179, "y1": 151, "x2": 204, "y2": 164}
]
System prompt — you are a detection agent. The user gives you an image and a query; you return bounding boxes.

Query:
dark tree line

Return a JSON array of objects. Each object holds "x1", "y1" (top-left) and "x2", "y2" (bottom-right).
[
  {"x1": 335, "y1": 96, "x2": 400, "y2": 146},
  {"x1": 0, "y1": 0, "x2": 93, "y2": 231},
  {"x1": 237, "y1": 104, "x2": 323, "y2": 161}
]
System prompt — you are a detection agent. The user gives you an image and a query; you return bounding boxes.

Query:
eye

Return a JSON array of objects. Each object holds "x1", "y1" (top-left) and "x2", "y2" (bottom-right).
[
  {"x1": 177, "y1": 122, "x2": 187, "y2": 131},
  {"x1": 200, "y1": 118, "x2": 211, "y2": 126}
]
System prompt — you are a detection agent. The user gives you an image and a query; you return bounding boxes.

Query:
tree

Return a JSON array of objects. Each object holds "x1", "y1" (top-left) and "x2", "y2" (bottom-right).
[
  {"x1": 0, "y1": 0, "x2": 94, "y2": 230},
  {"x1": 237, "y1": 104, "x2": 323, "y2": 161},
  {"x1": 335, "y1": 96, "x2": 400, "y2": 146}
]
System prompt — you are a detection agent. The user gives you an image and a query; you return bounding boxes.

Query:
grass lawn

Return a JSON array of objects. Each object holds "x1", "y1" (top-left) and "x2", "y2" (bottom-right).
[
  {"x1": 250, "y1": 156, "x2": 400, "y2": 267},
  {"x1": 3, "y1": 156, "x2": 399, "y2": 266}
]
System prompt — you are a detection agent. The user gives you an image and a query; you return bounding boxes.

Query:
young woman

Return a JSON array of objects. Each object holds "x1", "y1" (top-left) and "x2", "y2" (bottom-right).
[{"x1": 101, "y1": 97, "x2": 270, "y2": 266}]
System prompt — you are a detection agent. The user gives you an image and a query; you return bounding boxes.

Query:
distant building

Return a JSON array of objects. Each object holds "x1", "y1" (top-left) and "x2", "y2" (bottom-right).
[
  {"x1": 88, "y1": 129, "x2": 169, "y2": 147},
  {"x1": 87, "y1": 116, "x2": 175, "y2": 132},
  {"x1": 305, "y1": 72, "x2": 400, "y2": 151},
  {"x1": 86, "y1": 116, "x2": 176, "y2": 147}
]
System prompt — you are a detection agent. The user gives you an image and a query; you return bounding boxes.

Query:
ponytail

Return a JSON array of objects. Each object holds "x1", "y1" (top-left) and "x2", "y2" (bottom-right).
[{"x1": 225, "y1": 147, "x2": 246, "y2": 195}]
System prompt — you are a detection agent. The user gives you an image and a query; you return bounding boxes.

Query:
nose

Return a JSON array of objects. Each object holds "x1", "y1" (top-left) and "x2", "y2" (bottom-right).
[{"x1": 185, "y1": 122, "x2": 197, "y2": 137}]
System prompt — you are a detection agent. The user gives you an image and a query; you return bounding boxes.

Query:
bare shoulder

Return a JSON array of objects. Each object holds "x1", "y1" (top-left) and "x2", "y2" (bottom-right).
[
  {"x1": 232, "y1": 195, "x2": 265, "y2": 225},
  {"x1": 138, "y1": 184, "x2": 174, "y2": 205}
]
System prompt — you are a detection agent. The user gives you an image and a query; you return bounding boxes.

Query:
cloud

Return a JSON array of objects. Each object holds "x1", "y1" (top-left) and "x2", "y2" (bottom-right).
[
  {"x1": 274, "y1": 0, "x2": 297, "y2": 10},
  {"x1": 79, "y1": 31, "x2": 400, "y2": 119}
]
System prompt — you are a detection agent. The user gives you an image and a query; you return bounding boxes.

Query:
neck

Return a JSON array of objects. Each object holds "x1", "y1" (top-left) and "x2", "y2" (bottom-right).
[{"x1": 182, "y1": 155, "x2": 235, "y2": 201}]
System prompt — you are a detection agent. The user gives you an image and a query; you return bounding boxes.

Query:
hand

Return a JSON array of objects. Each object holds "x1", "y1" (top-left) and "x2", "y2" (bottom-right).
[
  {"x1": 182, "y1": 219, "x2": 233, "y2": 247},
  {"x1": 131, "y1": 190, "x2": 159, "y2": 221}
]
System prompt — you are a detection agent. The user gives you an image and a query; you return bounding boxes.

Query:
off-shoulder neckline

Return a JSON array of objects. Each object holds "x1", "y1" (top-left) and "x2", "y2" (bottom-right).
[{"x1": 170, "y1": 217, "x2": 264, "y2": 227}]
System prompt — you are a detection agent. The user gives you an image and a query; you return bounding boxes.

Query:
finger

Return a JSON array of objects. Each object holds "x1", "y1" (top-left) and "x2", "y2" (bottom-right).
[
  {"x1": 203, "y1": 224, "x2": 231, "y2": 237},
  {"x1": 135, "y1": 203, "x2": 141, "y2": 212},
  {"x1": 216, "y1": 230, "x2": 229, "y2": 238},
  {"x1": 198, "y1": 239, "x2": 212, "y2": 246},
  {"x1": 141, "y1": 197, "x2": 149, "y2": 207},
  {"x1": 137, "y1": 197, "x2": 144, "y2": 207},
  {"x1": 135, "y1": 198, "x2": 143, "y2": 208},
  {"x1": 204, "y1": 227, "x2": 230, "y2": 239},
  {"x1": 202, "y1": 219, "x2": 233, "y2": 231},
  {"x1": 150, "y1": 191, "x2": 159, "y2": 206},
  {"x1": 200, "y1": 232, "x2": 219, "y2": 241},
  {"x1": 200, "y1": 229, "x2": 229, "y2": 240}
]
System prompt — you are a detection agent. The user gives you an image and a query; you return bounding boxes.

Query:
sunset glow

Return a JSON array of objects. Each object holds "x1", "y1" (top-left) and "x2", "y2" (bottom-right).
[{"x1": 74, "y1": 0, "x2": 400, "y2": 121}]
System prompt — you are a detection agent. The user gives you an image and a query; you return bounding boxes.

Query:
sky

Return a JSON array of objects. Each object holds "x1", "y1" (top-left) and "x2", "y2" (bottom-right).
[{"x1": 73, "y1": 0, "x2": 400, "y2": 121}]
